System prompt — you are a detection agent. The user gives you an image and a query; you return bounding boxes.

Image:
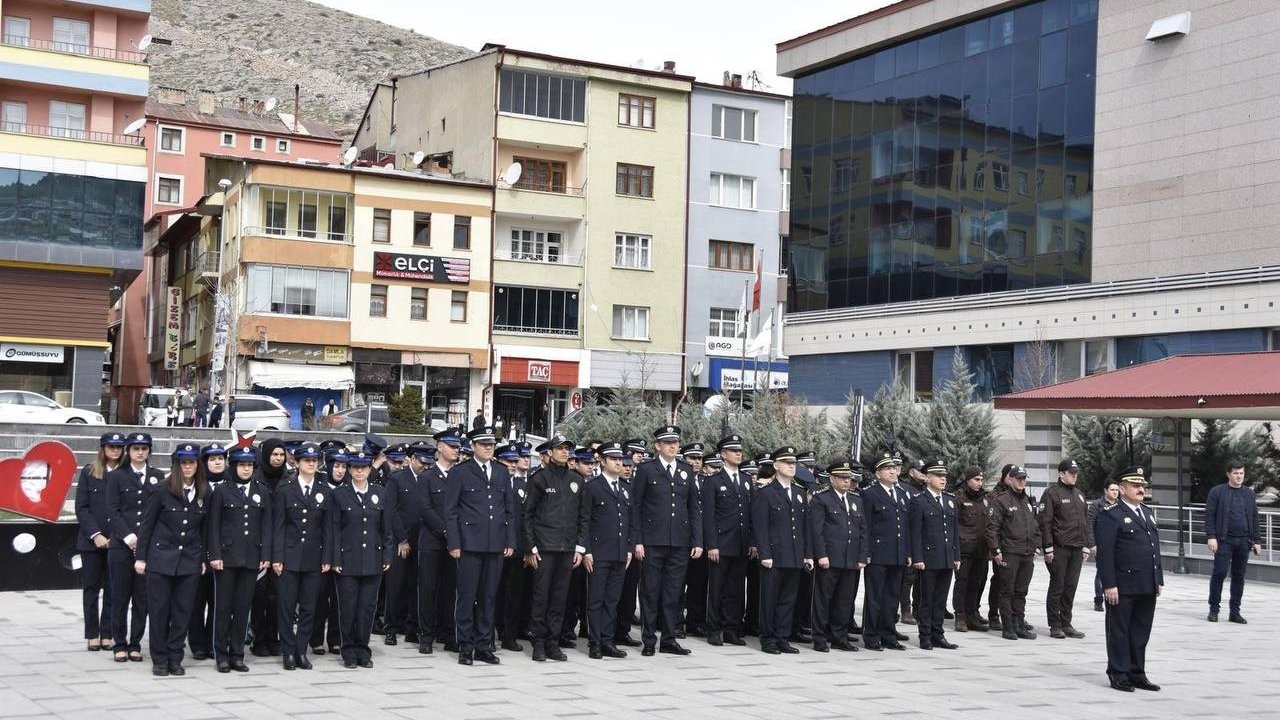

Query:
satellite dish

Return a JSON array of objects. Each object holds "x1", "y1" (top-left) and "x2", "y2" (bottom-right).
[
  {"x1": 137, "y1": 34, "x2": 152, "y2": 51},
  {"x1": 122, "y1": 118, "x2": 145, "y2": 135},
  {"x1": 501, "y1": 162, "x2": 522, "y2": 186},
  {"x1": 264, "y1": 98, "x2": 278, "y2": 112},
  {"x1": 341, "y1": 146, "x2": 359, "y2": 165},
  {"x1": 411, "y1": 150, "x2": 426, "y2": 166},
  {"x1": 382, "y1": 162, "x2": 395, "y2": 170}
]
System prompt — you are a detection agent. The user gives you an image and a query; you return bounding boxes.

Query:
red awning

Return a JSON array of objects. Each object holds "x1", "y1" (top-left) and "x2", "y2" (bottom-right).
[{"x1": 994, "y1": 351, "x2": 1280, "y2": 418}]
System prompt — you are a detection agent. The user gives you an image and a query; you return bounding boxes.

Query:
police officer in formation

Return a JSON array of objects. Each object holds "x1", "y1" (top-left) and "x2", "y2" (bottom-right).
[
  {"x1": 952, "y1": 466, "x2": 990, "y2": 632},
  {"x1": 272, "y1": 442, "x2": 329, "y2": 670},
  {"x1": 329, "y1": 450, "x2": 394, "y2": 668},
  {"x1": 751, "y1": 447, "x2": 812, "y2": 654},
  {"x1": 702, "y1": 434, "x2": 752, "y2": 647},
  {"x1": 497, "y1": 442, "x2": 534, "y2": 651},
  {"x1": 415, "y1": 428, "x2": 459, "y2": 655},
  {"x1": 207, "y1": 445, "x2": 270, "y2": 672},
  {"x1": 987, "y1": 464, "x2": 1040, "y2": 640},
  {"x1": 862, "y1": 452, "x2": 911, "y2": 651},
  {"x1": 907, "y1": 459, "x2": 959, "y2": 650},
  {"x1": 808, "y1": 460, "x2": 866, "y2": 652},
  {"x1": 381, "y1": 442, "x2": 430, "y2": 646},
  {"x1": 76, "y1": 432, "x2": 124, "y2": 653},
  {"x1": 583, "y1": 442, "x2": 633, "y2": 658},
  {"x1": 188, "y1": 443, "x2": 227, "y2": 661},
  {"x1": 1039, "y1": 457, "x2": 1092, "y2": 639},
  {"x1": 105, "y1": 432, "x2": 164, "y2": 662},
  {"x1": 1096, "y1": 467, "x2": 1162, "y2": 692}
]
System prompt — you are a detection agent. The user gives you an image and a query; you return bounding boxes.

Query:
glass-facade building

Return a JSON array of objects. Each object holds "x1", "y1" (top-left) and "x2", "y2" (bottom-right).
[{"x1": 789, "y1": 0, "x2": 1098, "y2": 311}]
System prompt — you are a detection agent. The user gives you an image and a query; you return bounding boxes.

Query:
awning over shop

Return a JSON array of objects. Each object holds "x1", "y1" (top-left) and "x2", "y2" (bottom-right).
[{"x1": 247, "y1": 360, "x2": 355, "y2": 390}]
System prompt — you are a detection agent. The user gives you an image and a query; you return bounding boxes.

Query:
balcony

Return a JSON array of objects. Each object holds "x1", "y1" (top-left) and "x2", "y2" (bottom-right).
[
  {"x1": 0, "y1": 121, "x2": 142, "y2": 147},
  {"x1": 195, "y1": 250, "x2": 220, "y2": 292},
  {"x1": 494, "y1": 246, "x2": 583, "y2": 267},
  {"x1": 244, "y1": 225, "x2": 353, "y2": 244},
  {"x1": 1, "y1": 34, "x2": 146, "y2": 64},
  {"x1": 496, "y1": 184, "x2": 585, "y2": 221}
]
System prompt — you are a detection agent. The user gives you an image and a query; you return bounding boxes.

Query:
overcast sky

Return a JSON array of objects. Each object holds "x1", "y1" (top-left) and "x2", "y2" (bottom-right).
[{"x1": 311, "y1": 0, "x2": 898, "y2": 93}]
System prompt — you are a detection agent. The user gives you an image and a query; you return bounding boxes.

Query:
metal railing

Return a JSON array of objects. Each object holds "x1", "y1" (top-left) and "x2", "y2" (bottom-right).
[
  {"x1": 194, "y1": 251, "x2": 220, "y2": 277},
  {"x1": 1, "y1": 34, "x2": 147, "y2": 63},
  {"x1": 509, "y1": 182, "x2": 586, "y2": 197},
  {"x1": 494, "y1": 247, "x2": 584, "y2": 265},
  {"x1": 1148, "y1": 503, "x2": 1280, "y2": 567},
  {"x1": 0, "y1": 121, "x2": 143, "y2": 147},
  {"x1": 493, "y1": 324, "x2": 579, "y2": 337},
  {"x1": 243, "y1": 226, "x2": 353, "y2": 244}
]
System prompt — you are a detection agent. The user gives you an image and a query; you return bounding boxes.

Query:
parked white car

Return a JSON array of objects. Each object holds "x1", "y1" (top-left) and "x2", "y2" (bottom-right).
[
  {"x1": 0, "y1": 390, "x2": 104, "y2": 424},
  {"x1": 229, "y1": 394, "x2": 291, "y2": 432}
]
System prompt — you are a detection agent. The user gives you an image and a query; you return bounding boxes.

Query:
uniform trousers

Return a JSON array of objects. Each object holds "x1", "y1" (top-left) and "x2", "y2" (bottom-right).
[
  {"x1": 108, "y1": 547, "x2": 146, "y2": 651},
  {"x1": 743, "y1": 558, "x2": 761, "y2": 634},
  {"x1": 497, "y1": 555, "x2": 533, "y2": 642},
  {"x1": 337, "y1": 573, "x2": 382, "y2": 663},
  {"x1": 188, "y1": 572, "x2": 215, "y2": 655},
  {"x1": 530, "y1": 551, "x2": 574, "y2": 649},
  {"x1": 987, "y1": 560, "x2": 1003, "y2": 622},
  {"x1": 587, "y1": 560, "x2": 627, "y2": 645},
  {"x1": 146, "y1": 572, "x2": 199, "y2": 667},
  {"x1": 80, "y1": 548, "x2": 111, "y2": 640},
  {"x1": 1046, "y1": 546, "x2": 1084, "y2": 629},
  {"x1": 901, "y1": 567, "x2": 920, "y2": 614},
  {"x1": 997, "y1": 553, "x2": 1035, "y2": 624},
  {"x1": 758, "y1": 565, "x2": 801, "y2": 646},
  {"x1": 917, "y1": 568, "x2": 953, "y2": 642},
  {"x1": 310, "y1": 574, "x2": 341, "y2": 650},
  {"x1": 250, "y1": 572, "x2": 279, "y2": 651},
  {"x1": 416, "y1": 548, "x2": 450, "y2": 645},
  {"x1": 862, "y1": 564, "x2": 904, "y2": 646},
  {"x1": 639, "y1": 546, "x2": 689, "y2": 646},
  {"x1": 612, "y1": 561, "x2": 641, "y2": 642},
  {"x1": 705, "y1": 555, "x2": 747, "y2": 637},
  {"x1": 454, "y1": 552, "x2": 502, "y2": 652},
  {"x1": 383, "y1": 546, "x2": 418, "y2": 635},
  {"x1": 812, "y1": 566, "x2": 858, "y2": 643},
  {"x1": 953, "y1": 552, "x2": 988, "y2": 617},
  {"x1": 560, "y1": 566, "x2": 587, "y2": 640},
  {"x1": 1208, "y1": 536, "x2": 1253, "y2": 614},
  {"x1": 1104, "y1": 592, "x2": 1157, "y2": 682},
  {"x1": 277, "y1": 570, "x2": 322, "y2": 658},
  {"x1": 213, "y1": 567, "x2": 257, "y2": 662},
  {"x1": 683, "y1": 556, "x2": 708, "y2": 632}
]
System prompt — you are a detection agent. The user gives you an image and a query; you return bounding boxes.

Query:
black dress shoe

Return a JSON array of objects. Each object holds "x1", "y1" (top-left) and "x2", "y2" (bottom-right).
[
  {"x1": 532, "y1": 645, "x2": 546, "y2": 661},
  {"x1": 1050, "y1": 627, "x2": 1066, "y2": 639},
  {"x1": 1094, "y1": 600, "x2": 1104, "y2": 612},
  {"x1": 778, "y1": 641, "x2": 800, "y2": 654},
  {"x1": 707, "y1": 633, "x2": 723, "y2": 646},
  {"x1": 918, "y1": 640, "x2": 934, "y2": 650},
  {"x1": 762, "y1": 643, "x2": 781, "y2": 655},
  {"x1": 443, "y1": 641, "x2": 460, "y2": 653},
  {"x1": 893, "y1": 631, "x2": 909, "y2": 641},
  {"x1": 250, "y1": 644, "x2": 271, "y2": 658},
  {"x1": 419, "y1": 642, "x2": 433, "y2": 655},
  {"x1": 384, "y1": 634, "x2": 398, "y2": 646},
  {"x1": 601, "y1": 644, "x2": 627, "y2": 658},
  {"x1": 231, "y1": 660, "x2": 249, "y2": 672},
  {"x1": 267, "y1": 643, "x2": 282, "y2": 656},
  {"x1": 1063, "y1": 627, "x2": 1085, "y2": 639},
  {"x1": 589, "y1": 645, "x2": 603, "y2": 659},
  {"x1": 1207, "y1": 612, "x2": 1219, "y2": 622},
  {"x1": 343, "y1": 659, "x2": 358, "y2": 668},
  {"x1": 1016, "y1": 629, "x2": 1037, "y2": 640},
  {"x1": 152, "y1": 665, "x2": 169, "y2": 677},
  {"x1": 168, "y1": 663, "x2": 186, "y2": 676},
  {"x1": 546, "y1": 648, "x2": 567, "y2": 662},
  {"x1": 943, "y1": 609, "x2": 954, "y2": 619},
  {"x1": 1109, "y1": 677, "x2": 1135, "y2": 692},
  {"x1": 789, "y1": 631, "x2": 813, "y2": 643},
  {"x1": 404, "y1": 633, "x2": 419, "y2": 644},
  {"x1": 863, "y1": 643, "x2": 883, "y2": 651},
  {"x1": 848, "y1": 623, "x2": 862, "y2": 634},
  {"x1": 831, "y1": 641, "x2": 859, "y2": 652},
  {"x1": 475, "y1": 650, "x2": 500, "y2": 665},
  {"x1": 1229, "y1": 613, "x2": 1248, "y2": 624},
  {"x1": 296, "y1": 655, "x2": 313, "y2": 670},
  {"x1": 1130, "y1": 678, "x2": 1161, "y2": 691},
  {"x1": 812, "y1": 641, "x2": 829, "y2": 653},
  {"x1": 190, "y1": 650, "x2": 210, "y2": 661},
  {"x1": 1003, "y1": 629, "x2": 1019, "y2": 640},
  {"x1": 641, "y1": 645, "x2": 656, "y2": 657},
  {"x1": 558, "y1": 637, "x2": 576, "y2": 649},
  {"x1": 615, "y1": 634, "x2": 642, "y2": 647},
  {"x1": 458, "y1": 650, "x2": 474, "y2": 666},
  {"x1": 884, "y1": 642, "x2": 906, "y2": 651},
  {"x1": 501, "y1": 639, "x2": 523, "y2": 652},
  {"x1": 675, "y1": 628, "x2": 687, "y2": 639},
  {"x1": 311, "y1": 646, "x2": 326, "y2": 656},
  {"x1": 659, "y1": 641, "x2": 691, "y2": 655},
  {"x1": 217, "y1": 660, "x2": 231, "y2": 673},
  {"x1": 724, "y1": 633, "x2": 747, "y2": 646},
  {"x1": 282, "y1": 656, "x2": 296, "y2": 670},
  {"x1": 934, "y1": 639, "x2": 958, "y2": 650}
]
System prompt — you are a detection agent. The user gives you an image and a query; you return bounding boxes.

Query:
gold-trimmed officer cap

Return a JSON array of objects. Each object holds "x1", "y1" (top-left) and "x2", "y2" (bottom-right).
[
  {"x1": 874, "y1": 450, "x2": 903, "y2": 470},
  {"x1": 1118, "y1": 466, "x2": 1149, "y2": 485},
  {"x1": 770, "y1": 446, "x2": 798, "y2": 463}
]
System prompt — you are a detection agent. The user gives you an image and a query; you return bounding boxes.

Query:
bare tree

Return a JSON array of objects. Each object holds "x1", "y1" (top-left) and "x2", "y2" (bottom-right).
[{"x1": 1014, "y1": 326, "x2": 1057, "y2": 391}]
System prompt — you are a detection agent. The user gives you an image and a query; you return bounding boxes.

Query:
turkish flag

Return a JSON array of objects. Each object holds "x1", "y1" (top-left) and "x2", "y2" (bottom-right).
[
  {"x1": 0, "y1": 441, "x2": 77, "y2": 523},
  {"x1": 751, "y1": 252, "x2": 762, "y2": 312}
]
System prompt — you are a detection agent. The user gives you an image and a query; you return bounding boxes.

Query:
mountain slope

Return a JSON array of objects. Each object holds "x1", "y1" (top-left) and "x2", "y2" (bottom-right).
[{"x1": 148, "y1": 0, "x2": 473, "y2": 137}]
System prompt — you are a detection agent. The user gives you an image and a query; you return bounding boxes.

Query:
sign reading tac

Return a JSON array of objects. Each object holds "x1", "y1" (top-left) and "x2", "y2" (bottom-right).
[
  {"x1": 527, "y1": 361, "x2": 552, "y2": 383},
  {"x1": 373, "y1": 252, "x2": 471, "y2": 284}
]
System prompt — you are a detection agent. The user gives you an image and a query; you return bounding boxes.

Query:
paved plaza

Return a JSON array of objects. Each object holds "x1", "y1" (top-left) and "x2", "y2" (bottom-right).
[{"x1": 0, "y1": 570, "x2": 1274, "y2": 719}]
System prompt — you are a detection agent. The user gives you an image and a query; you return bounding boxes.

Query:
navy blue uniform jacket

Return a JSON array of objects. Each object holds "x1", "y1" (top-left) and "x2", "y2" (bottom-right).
[
  {"x1": 445, "y1": 459, "x2": 515, "y2": 553},
  {"x1": 864, "y1": 481, "x2": 911, "y2": 565},
  {"x1": 809, "y1": 488, "x2": 868, "y2": 569},
  {"x1": 207, "y1": 480, "x2": 272, "y2": 568},
  {"x1": 328, "y1": 483, "x2": 394, "y2": 575},
  {"x1": 75, "y1": 465, "x2": 112, "y2": 551},
  {"x1": 271, "y1": 478, "x2": 329, "y2": 571},
  {"x1": 702, "y1": 468, "x2": 752, "y2": 556},
  {"x1": 584, "y1": 475, "x2": 632, "y2": 563},
  {"x1": 908, "y1": 490, "x2": 960, "y2": 569},
  {"x1": 750, "y1": 480, "x2": 808, "y2": 569},
  {"x1": 136, "y1": 485, "x2": 207, "y2": 576},
  {"x1": 105, "y1": 464, "x2": 164, "y2": 549},
  {"x1": 630, "y1": 458, "x2": 702, "y2": 548},
  {"x1": 1096, "y1": 503, "x2": 1164, "y2": 594}
]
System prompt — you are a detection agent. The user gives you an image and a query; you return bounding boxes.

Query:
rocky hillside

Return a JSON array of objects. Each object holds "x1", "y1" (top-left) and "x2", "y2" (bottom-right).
[{"x1": 148, "y1": 0, "x2": 473, "y2": 137}]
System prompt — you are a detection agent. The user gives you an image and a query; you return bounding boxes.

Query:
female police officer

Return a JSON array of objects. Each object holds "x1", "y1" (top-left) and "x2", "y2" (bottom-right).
[
  {"x1": 75, "y1": 432, "x2": 125, "y2": 651},
  {"x1": 208, "y1": 446, "x2": 272, "y2": 672},
  {"x1": 329, "y1": 451, "x2": 393, "y2": 668}
]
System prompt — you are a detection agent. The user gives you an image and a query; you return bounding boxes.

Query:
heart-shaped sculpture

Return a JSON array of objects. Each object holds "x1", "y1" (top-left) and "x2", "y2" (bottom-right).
[{"x1": 0, "y1": 441, "x2": 77, "y2": 522}]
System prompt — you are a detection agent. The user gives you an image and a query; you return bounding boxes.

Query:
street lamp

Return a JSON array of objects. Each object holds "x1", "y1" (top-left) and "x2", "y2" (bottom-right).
[
  {"x1": 1102, "y1": 419, "x2": 1135, "y2": 465},
  {"x1": 1151, "y1": 416, "x2": 1188, "y2": 574}
]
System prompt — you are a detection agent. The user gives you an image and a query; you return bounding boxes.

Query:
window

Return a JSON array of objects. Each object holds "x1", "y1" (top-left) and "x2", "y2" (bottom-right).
[
  {"x1": 52, "y1": 17, "x2": 90, "y2": 53},
  {"x1": 1056, "y1": 339, "x2": 1083, "y2": 382},
  {"x1": 327, "y1": 205, "x2": 347, "y2": 241},
  {"x1": 1085, "y1": 339, "x2": 1111, "y2": 376},
  {"x1": 276, "y1": 139, "x2": 291, "y2": 154},
  {"x1": 895, "y1": 350, "x2": 934, "y2": 401},
  {"x1": 264, "y1": 201, "x2": 287, "y2": 235},
  {"x1": 709, "y1": 240, "x2": 755, "y2": 271},
  {"x1": 709, "y1": 173, "x2": 756, "y2": 209},
  {"x1": 453, "y1": 216, "x2": 471, "y2": 250},
  {"x1": 220, "y1": 131, "x2": 236, "y2": 147},
  {"x1": 618, "y1": 94, "x2": 655, "y2": 128},
  {"x1": 410, "y1": 288, "x2": 428, "y2": 320},
  {"x1": 614, "y1": 233, "x2": 651, "y2": 269},
  {"x1": 616, "y1": 163, "x2": 654, "y2": 198},
  {"x1": 493, "y1": 286, "x2": 580, "y2": 335},
  {"x1": 413, "y1": 212, "x2": 432, "y2": 246},
  {"x1": 158, "y1": 126, "x2": 184, "y2": 153},
  {"x1": 612, "y1": 305, "x2": 650, "y2": 340},
  {"x1": 966, "y1": 345, "x2": 1014, "y2": 402},
  {"x1": 250, "y1": 136, "x2": 266, "y2": 152},
  {"x1": 513, "y1": 156, "x2": 568, "y2": 193},
  {"x1": 450, "y1": 291, "x2": 467, "y2": 322},
  {"x1": 372, "y1": 208, "x2": 390, "y2": 243},
  {"x1": 246, "y1": 264, "x2": 349, "y2": 318},
  {"x1": 708, "y1": 307, "x2": 742, "y2": 338},
  {"x1": 0, "y1": 169, "x2": 145, "y2": 251},
  {"x1": 297, "y1": 202, "x2": 317, "y2": 238},
  {"x1": 155, "y1": 176, "x2": 182, "y2": 205},
  {"x1": 498, "y1": 68, "x2": 586, "y2": 122},
  {"x1": 510, "y1": 228, "x2": 562, "y2": 262},
  {"x1": 256, "y1": 186, "x2": 352, "y2": 241},
  {"x1": 711, "y1": 105, "x2": 757, "y2": 142},
  {"x1": 48, "y1": 101, "x2": 85, "y2": 139},
  {"x1": 3, "y1": 17, "x2": 30, "y2": 46},
  {"x1": 182, "y1": 299, "x2": 197, "y2": 344},
  {"x1": 369, "y1": 284, "x2": 387, "y2": 317},
  {"x1": 1, "y1": 101, "x2": 27, "y2": 133}
]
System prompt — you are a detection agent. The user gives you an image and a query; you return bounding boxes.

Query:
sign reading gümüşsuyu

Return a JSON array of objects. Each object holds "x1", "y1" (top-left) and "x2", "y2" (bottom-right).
[{"x1": 373, "y1": 252, "x2": 471, "y2": 284}]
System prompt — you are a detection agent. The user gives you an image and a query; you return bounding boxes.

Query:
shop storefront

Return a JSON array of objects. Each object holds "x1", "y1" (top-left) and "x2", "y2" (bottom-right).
[
  {"x1": 707, "y1": 358, "x2": 790, "y2": 393},
  {"x1": 495, "y1": 357, "x2": 580, "y2": 438},
  {"x1": 245, "y1": 343, "x2": 353, "y2": 429},
  {"x1": 0, "y1": 342, "x2": 74, "y2": 404}
]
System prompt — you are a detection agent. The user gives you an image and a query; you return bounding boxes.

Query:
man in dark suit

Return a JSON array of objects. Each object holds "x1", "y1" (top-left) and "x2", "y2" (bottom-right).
[
  {"x1": 1204, "y1": 461, "x2": 1262, "y2": 624},
  {"x1": 415, "y1": 428, "x2": 460, "y2": 655},
  {"x1": 584, "y1": 442, "x2": 633, "y2": 659},
  {"x1": 908, "y1": 459, "x2": 961, "y2": 650},
  {"x1": 612, "y1": 438, "x2": 648, "y2": 648},
  {"x1": 703, "y1": 434, "x2": 752, "y2": 647},
  {"x1": 497, "y1": 442, "x2": 534, "y2": 651},
  {"x1": 382, "y1": 442, "x2": 430, "y2": 646},
  {"x1": 808, "y1": 460, "x2": 867, "y2": 652},
  {"x1": 1096, "y1": 467, "x2": 1163, "y2": 693},
  {"x1": 631, "y1": 426, "x2": 703, "y2": 656},
  {"x1": 862, "y1": 450, "x2": 911, "y2": 651},
  {"x1": 750, "y1": 446, "x2": 812, "y2": 654},
  {"x1": 445, "y1": 426, "x2": 515, "y2": 665}
]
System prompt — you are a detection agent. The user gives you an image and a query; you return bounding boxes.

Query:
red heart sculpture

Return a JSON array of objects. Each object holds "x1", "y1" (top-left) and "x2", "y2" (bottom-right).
[{"x1": 0, "y1": 441, "x2": 77, "y2": 523}]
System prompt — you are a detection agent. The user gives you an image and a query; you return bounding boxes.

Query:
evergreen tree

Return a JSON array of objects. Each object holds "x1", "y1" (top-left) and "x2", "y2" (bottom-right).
[
  {"x1": 558, "y1": 383, "x2": 668, "y2": 445},
  {"x1": 920, "y1": 352, "x2": 998, "y2": 480},
  {"x1": 857, "y1": 381, "x2": 925, "y2": 467},
  {"x1": 730, "y1": 391, "x2": 838, "y2": 461},
  {"x1": 1062, "y1": 415, "x2": 1152, "y2": 496},
  {"x1": 387, "y1": 387, "x2": 427, "y2": 434},
  {"x1": 1190, "y1": 418, "x2": 1236, "y2": 503}
]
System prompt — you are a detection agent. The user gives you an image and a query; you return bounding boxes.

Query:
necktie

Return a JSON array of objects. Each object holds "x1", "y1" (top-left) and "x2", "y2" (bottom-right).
[
  {"x1": 484, "y1": 463, "x2": 490, "y2": 482},
  {"x1": 732, "y1": 472, "x2": 739, "y2": 489},
  {"x1": 610, "y1": 480, "x2": 618, "y2": 495},
  {"x1": 185, "y1": 487, "x2": 193, "y2": 504},
  {"x1": 936, "y1": 493, "x2": 944, "y2": 510},
  {"x1": 844, "y1": 494, "x2": 851, "y2": 514},
  {"x1": 303, "y1": 484, "x2": 311, "y2": 499},
  {"x1": 243, "y1": 484, "x2": 250, "y2": 498}
]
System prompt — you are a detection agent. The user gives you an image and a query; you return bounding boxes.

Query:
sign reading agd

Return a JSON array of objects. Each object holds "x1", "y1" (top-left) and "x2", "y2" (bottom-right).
[{"x1": 705, "y1": 336, "x2": 744, "y2": 357}]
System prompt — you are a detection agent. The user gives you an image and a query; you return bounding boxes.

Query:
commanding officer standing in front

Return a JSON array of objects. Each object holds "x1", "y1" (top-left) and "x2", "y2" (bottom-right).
[
  {"x1": 631, "y1": 425, "x2": 703, "y2": 657},
  {"x1": 1039, "y1": 457, "x2": 1093, "y2": 639},
  {"x1": 446, "y1": 426, "x2": 515, "y2": 666},
  {"x1": 862, "y1": 451, "x2": 911, "y2": 651},
  {"x1": 1096, "y1": 467, "x2": 1163, "y2": 693},
  {"x1": 523, "y1": 434, "x2": 590, "y2": 662},
  {"x1": 703, "y1": 434, "x2": 752, "y2": 647},
  {"x1": 583, "y1": 442, "x2": 633, "y2": 659},
  {"x1": 987, "y1": 465, "x2": 1041, "y2": 641},
  {"x1": 808, "y1": 460, "x2": 866, "y2": 652},
  {"x1": 329, "y1": 451, "x2": 394, "y2": 668},
  {"x1": 272, "y1": 443, "x2": 330, "y2": 670},
  {"x1": 751, "y1": 447, "x2": 812, "y2": 654},
  {"x1": 908, "y1": 459, "x2": 960, "y2": 650}
]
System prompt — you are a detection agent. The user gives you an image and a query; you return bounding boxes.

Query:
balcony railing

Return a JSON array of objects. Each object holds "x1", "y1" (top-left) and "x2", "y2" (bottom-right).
[
  {"x1": 1149, "y1": 504, "x2": 1280, "y2": 567},
  {"x1": 493, "y1": 323, "x2": 579, "y2": 337},
  {"x1": 0, "y1": 121, "x2": 142, "y2": 147},
  {"x1": 494, "y1": 247, "x2": 584, "y2": 266},
  {"x1": 195, "y1": 250, "x2": 220, "y2": 276},
  {"x1": 510, "y1": 182, "x2": 585, "y2": 196},
  {"x1": 243, "y1": 225, "x2": 353, "y2": 244},
  {"x1": 1, "y1": 34, "x2": 147, "y2": 64}
]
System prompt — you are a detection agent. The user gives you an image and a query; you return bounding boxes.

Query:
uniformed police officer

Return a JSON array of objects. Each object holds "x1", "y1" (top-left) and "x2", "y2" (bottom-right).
[
  {"x1": 558, "y1": 447, "x2": 597, "y2": 647},
  {"x1": 631, "y1": 425, "x2": 703, "y2": 656},
  {"x1": 207, "y1": 446, "x2": 271, "y2": 672},
  {"x1": 985, "y1": 464, "x2": 1016, "y2": 630},
  {"x1": 105, "y1": 431, "x2": 163, "y2": 663},
  {"x1": 136, "y1": 443, "x2": 209, "y2": 676},
  {"x1": 908, "y1": 459, "x2": 960, "y2": 650},
  {"x1": 1090, "y1": 481, "x2": 1120, "y2": 612},
  {"x1": 523, "y1": 434, "x2": 589, "y2": 662},
  {"x1": 250, "y1": 438, "x2": 292, "y2": 658},
  {"x1": 751, "y1": 446, "x2": 812, "y2": 654},
  {"x1": 416, "y1": 428, "x2": 461, "y2": 655},
  {"x1": 986, "y1": 464, "x2": 1041, "y2": 640},
  {"x1": 272, "y1": 442, "x2": 331, "y2": 670},
  {"x1": 862, "y1": 450, "x2": 911, "y2": 651},
  {"x1": 311, "y1": 447, "x2": 348, "y2": 656},
  {"x1": 188, "y1": 443, "x2": 228, "y2": 662},
  {"x1": 953, "y1": 466, "x2": 990, "y2": 632},
  {"x1": 497, "y1": 442, "x2": 533, "y2": 651},
  {"x1": 382, "y1": 442, "x2": 430, "y2": 646},
  {"x1": 680, "y1": 442, "x2": 709, "y2": 638},
  {"x1": 1040, "y1": 457, "x2": 1093, "y2": 639},
  {"x1": 808, "y1": 460, "x2": 867, "y2": 652},
  {"x1": 583, "y1": 442, "x2": 633, "y2": 659},
  {"x1": 329, "y1": 451, "x2": 394, "y2": 668},
  {"x1": 446, "y1": 426, "x2": 516, "y2": 666},
  {"x1": 703, "y1": 434, "x2": 752, "y2": 647},
  {"x1": 1097, "y1": 467, "x2": 1162, "y2": 692},
  {"x1": 75, "y1": 431, "x2": 124, "y2": 652},
  {"x1": 611, "y1": 438, "x2": 648, "y2": 647}
]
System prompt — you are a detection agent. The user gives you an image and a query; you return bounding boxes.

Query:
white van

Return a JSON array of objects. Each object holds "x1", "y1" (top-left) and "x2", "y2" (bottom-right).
[{"x1": 139, "y1": 387, "x2": 176, "y2": 427}]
